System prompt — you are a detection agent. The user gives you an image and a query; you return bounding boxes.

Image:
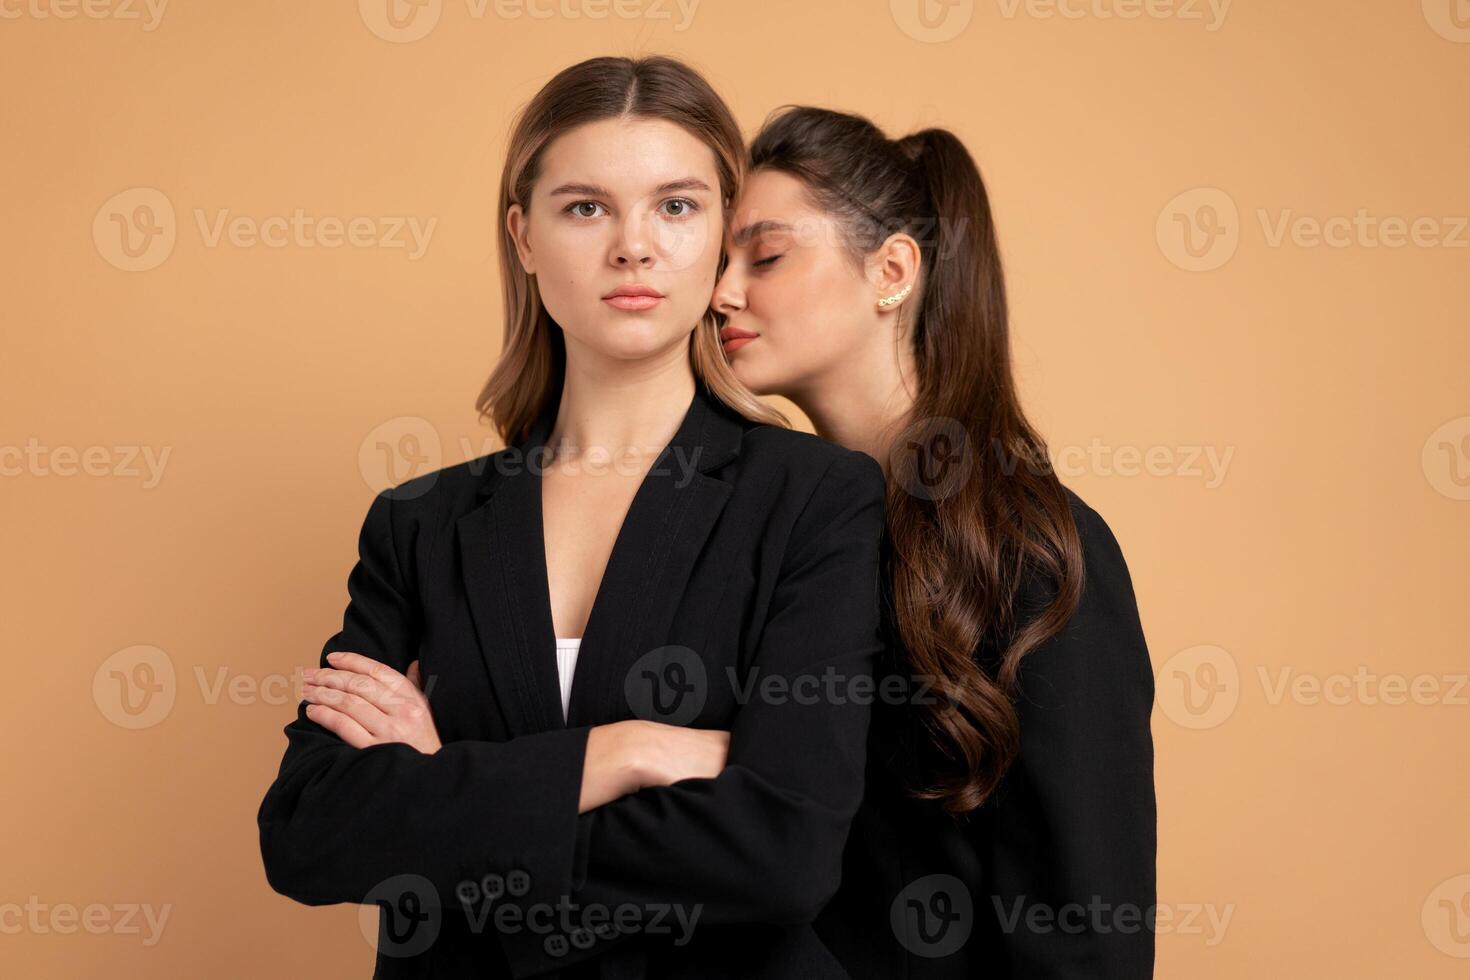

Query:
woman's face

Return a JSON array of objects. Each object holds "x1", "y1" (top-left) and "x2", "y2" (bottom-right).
[
  {"x1": 712, "y1": 168, "x2": 877, "y2": 397},
  {"x1": 507, "y1": 117, "x2": 723, "y2": 366}
]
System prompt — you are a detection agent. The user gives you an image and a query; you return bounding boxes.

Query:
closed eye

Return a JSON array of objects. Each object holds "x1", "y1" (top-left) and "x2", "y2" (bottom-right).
[{"x1": 754, "y1": 254, "x2": 783, "y2": 268}]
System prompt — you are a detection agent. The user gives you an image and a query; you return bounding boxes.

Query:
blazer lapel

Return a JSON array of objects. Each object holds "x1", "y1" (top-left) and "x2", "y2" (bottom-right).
[
  {"x1": 565, "y1": 387, "x2": 744, "y2": 727},
  {"x1": 457, "y1": 385, "x2": 747, "y2": 736},
  {"x1": 456, "y1": 407, "x2": 565, "y2": 737}
]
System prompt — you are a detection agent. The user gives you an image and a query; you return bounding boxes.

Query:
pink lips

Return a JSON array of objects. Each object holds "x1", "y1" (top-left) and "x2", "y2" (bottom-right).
[
  {"x1": 720, "y1": 326, "x2": 758, "y2": 353},
  {"x1": 605, "y1": 295, "x2": 662, "y2": 311},
  {"x1": 603, "y1": 283, "x2": 664, "y2": 312}
]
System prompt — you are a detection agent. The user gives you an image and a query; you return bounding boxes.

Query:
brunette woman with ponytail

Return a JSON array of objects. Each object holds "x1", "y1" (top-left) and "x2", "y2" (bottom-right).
[{"x1": 713, "y1": 108, "x2": 1157, "y2": 977}]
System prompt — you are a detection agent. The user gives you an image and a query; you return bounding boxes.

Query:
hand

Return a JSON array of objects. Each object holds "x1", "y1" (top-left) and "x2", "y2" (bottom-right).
[
  {"x1": 579, "y1": 720, "x2": 729, "y2": 812},
  {"x1": 301, "y1": 651, "x2": 442, "y2": 755},
  {"x1": 624, "y1": 721, "x2": 731, "y2": 789}
]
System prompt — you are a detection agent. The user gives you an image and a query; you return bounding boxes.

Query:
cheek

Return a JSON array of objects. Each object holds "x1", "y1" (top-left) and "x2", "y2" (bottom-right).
[
  {"x1": 736, "y1": 265, "x2": 869, "y2": 387},
  {"x1": 750, "y1": 269, "x2": 851, "y2": 352},
  {"x1": 666, "y1": 232, "x2": 719, "y2": 320},
  {"x1": 529, "y1": 228, "x2": 595, "y2": 323},
  {"x1": 652, "y1": 213, "x2": 718, "y2": 277}
]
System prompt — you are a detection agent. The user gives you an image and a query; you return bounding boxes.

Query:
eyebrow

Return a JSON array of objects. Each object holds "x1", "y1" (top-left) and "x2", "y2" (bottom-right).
[
  {"x1": 731, "y1": 219, "x2": 793, "y2": 247},
  {"x1": 547, "y1": 178, "x2": 714, "y2": 198}
]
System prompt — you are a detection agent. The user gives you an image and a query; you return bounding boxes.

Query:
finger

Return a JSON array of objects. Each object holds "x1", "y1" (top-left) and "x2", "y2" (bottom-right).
[
  {"x1": 325, "y1": 652, "x2": 419, "y2": 709},
  {"x1": 324, "y1": 651, "x2": 402, "y2": 687},
  {"x1": 407, "y1": 660, "x2": 422, "y2": 691},
  {"x1": 308, "y1": 668, "x2": 397, "y2": 709},
  {"x1": 304, "y1": 683, "x2": 389, "y2": 736},
  {"x1": 312, "y1": 667, "x2": 421, "y2": 713},
  {"x1": 304, "y1": 703, "x2": 377, "y2": 749}
]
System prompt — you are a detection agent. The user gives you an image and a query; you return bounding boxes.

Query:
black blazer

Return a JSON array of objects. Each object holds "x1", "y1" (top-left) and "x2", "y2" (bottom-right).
[
  {"x1": 813, "y1": 491, "x2": 1157, "y2": 978},
  {"x1": 256, "y1": 384, "x2": 887, "y2": 979}
]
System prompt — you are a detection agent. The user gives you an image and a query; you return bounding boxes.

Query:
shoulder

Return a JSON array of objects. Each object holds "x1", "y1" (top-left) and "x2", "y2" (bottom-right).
[
  {"x1": 383, "y1": 453, "x2": 493, "y2": 507},
  {"x1": 727, "y1": 425, "x2": 886, "y2": 555},
  {"x1": 737, "y1": 423, "x2": 886, "y2": 497},
  {"x1": 363, "y1": 450, "x2": 511, "y2": 540},
  {"x1": 1009, "y1": 485, "x2": 1134, "y2": 607},
  {"x1": 1061, "y1": 485, "x2": 1134, "y2": 583},
  {"x1": 1015, "y1": 484, "x2": 1151, "y2": 695}
]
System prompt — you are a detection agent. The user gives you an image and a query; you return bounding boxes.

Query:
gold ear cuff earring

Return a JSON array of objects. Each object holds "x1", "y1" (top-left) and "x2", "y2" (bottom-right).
[{"x1": 877, "y1": 283, "x2": 912, "y2": 308}]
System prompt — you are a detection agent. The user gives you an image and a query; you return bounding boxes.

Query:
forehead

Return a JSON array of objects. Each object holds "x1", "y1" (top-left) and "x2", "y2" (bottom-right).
[
  {"x1": 535, "y1": 117, "x2": 720, "y2": 196},
  {"x1": 729, "y1": 169, "x2": 828, "y2": 244},
  {"x1": 732, "y1": 169, "x2": 808, "y2": 216}
]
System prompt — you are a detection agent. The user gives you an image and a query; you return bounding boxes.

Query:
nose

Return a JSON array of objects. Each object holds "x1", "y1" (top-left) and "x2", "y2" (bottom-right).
[
  {"x1": 611, "y1": 212, "x2": 655, "y2": 267},
  {"x1": 712, "y1": 263, "x2": 746, "y2": 315}
]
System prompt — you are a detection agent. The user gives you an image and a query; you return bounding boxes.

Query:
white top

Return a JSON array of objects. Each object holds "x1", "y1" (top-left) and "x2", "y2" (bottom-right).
[{"x1": 554, "y1": 637, "x2": 582, "y2": 722}]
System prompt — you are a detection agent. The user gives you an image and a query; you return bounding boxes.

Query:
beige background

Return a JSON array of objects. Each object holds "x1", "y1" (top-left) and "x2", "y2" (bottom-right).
[{"x1": 3, "y1": 1, "x2": 1467, "y2": 976}]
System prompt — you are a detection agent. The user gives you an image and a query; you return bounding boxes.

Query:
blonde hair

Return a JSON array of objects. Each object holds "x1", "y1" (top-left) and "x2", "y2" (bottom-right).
[{"x1": 476, "y1": 55, "x2": 787, "y2": 443}]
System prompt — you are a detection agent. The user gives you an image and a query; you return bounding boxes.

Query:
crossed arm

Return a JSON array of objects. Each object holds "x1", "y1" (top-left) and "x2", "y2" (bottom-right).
[{"x1": 298, "y1": 650, "x2": 729, "y2": 813}]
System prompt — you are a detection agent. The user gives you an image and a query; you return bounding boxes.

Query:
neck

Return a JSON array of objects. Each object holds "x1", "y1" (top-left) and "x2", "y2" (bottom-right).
[
  {"x1": 547, "y1": 337, "x2": 697, "y2": 466},
  {"x1": 789, "y1": 325, "x2": 917, "y2": 477}
]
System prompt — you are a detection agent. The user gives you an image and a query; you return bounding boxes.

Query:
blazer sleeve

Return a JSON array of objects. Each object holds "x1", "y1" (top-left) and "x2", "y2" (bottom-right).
[
  {"x1": 494, "y1": 451, "x2": 888, "y2": 977},
  {"x1": 256, "y1": 488, "x2": 593, "y2": 915},
  {"x1": 977, "y1": 495, "x2": 1157, "y2": 978}
]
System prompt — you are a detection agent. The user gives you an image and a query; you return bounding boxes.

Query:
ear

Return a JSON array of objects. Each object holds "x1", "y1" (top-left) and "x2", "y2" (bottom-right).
[
  {"x1": 868, "y1": 232, "x2": 921, "y2": 309},
  {"x1": 506, "y1": 203, "x2": 536, "y2": 275}
]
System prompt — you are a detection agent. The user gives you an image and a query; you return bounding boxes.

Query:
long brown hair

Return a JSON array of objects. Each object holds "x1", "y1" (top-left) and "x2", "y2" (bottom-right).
[
  {"x1": 477, "y1": 55, "x2": 786, "y2": 442},
  {"x1": 750, "y1": 107, "x2": 1084, "y2": 816}
]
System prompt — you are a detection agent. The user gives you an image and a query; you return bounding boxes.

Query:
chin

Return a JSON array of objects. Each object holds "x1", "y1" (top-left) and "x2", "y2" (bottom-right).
[
  {"x1": 592, "y1": 315, "x2": 690, "y2": 361},
  {"x1": 728, "y1": 354, "x2": 782, "y2": 397}
]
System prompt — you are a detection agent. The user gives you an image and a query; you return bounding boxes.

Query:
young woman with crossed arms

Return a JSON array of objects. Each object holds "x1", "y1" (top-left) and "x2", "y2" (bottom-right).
[{"x1": 258, "y1": 59, "x2": 885, "y2": 980}]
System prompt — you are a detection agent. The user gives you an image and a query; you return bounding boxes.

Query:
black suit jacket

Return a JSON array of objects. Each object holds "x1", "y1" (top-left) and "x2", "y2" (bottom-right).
[
  {"x1": 257, "y1": 385, "x2": 888, "y2": 979},
  {"x1": 813, "y1": 490, "x2": 1157, "y2": 978}
]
